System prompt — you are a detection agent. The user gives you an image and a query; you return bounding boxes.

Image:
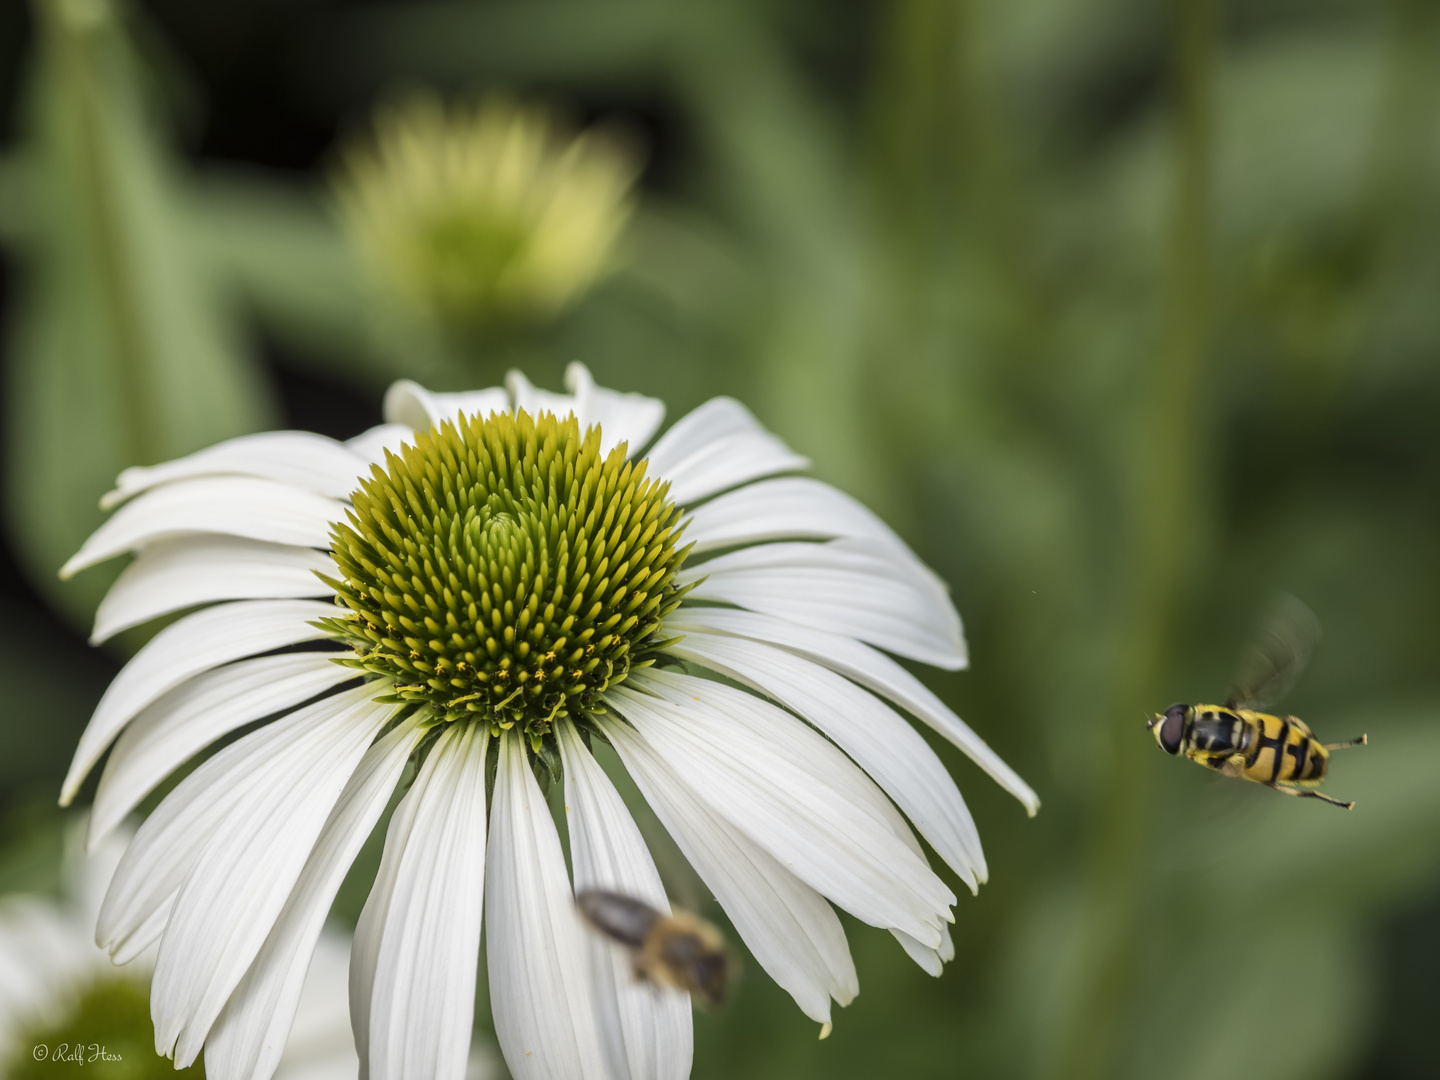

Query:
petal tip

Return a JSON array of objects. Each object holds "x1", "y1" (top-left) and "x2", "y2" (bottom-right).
[
  {"x1": 382, "y1": 379, "x2": 432, "y2": 430},
  {"x1": 563, "y1": 361, "x2": 594, "y2": 393}
]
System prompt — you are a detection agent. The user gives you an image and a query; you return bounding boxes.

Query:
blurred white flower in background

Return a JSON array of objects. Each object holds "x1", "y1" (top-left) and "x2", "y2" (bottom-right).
[
  {"x1": 336, "y1": 92, "x2": 638, "y2": 337},
  {"x1": 0, "y1": 823, "x2": 398, "y2": 1079},
  {"x1": 59, "y1": 363, "x2": 1038, "y2": 1080}
]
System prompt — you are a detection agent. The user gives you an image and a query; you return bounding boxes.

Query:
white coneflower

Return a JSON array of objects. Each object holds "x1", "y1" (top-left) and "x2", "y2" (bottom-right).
[
  {"x1": 60, "y1": 363, "x2": 1038, "y2": 1080},
  {"x1": 0, "y1": 824, "x2": 369, "y2": 1079},
  {"x1": 336, "y1": 93, "x2": 637, "y2": 335}
]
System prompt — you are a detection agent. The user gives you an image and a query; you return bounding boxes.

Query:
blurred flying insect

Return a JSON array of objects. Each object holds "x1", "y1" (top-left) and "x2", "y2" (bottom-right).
[
  {"x1": 576, "y1": 889, "x2": 734, "y2": 1008},
  {"x1": 1147, "y1": 595, "x2": 1367, "y2": 809}
]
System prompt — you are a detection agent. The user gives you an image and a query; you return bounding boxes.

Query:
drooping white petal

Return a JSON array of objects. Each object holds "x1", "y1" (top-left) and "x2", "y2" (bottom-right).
[
  {"x1": 62, "y1": 600, "x2": 336, "y2": 806},
  {"x1": 96, "y1": 683, "x2": 372, "y2": 963},
  {"x1": 677, "y1": 541, "x2": 966, "y2": 670},
  {"x1": 152, "y1": 684, "x2": 386, "y2": 1067},
  {"x1": 91, "y1": 536, "x2": 334, "y2": 645},
  {"x1": 666, "y1": 606, "x2": 1039, "y2": 816},
  {"x1": 643, "y1": 398, "x2": 809, "y2": 504},
  {"x1": 486, "y1": 733, "x2": 609, "y2": 1080},
  {"x1": 268, "y1": 930, "x2": 361, "y2": 1080},
  {"x1": 207, "y1": 716, "x2": 423, "y2": 1080},
  {"x1": 597, "y1": 715, "x2": 856, "y2": 1023},
  {"x1": 383, "y1": 380, "x2": 509, "y2": 432},
  {"x1": 114, "y1": 904, "x2": 174, "y2": 967},
  {"x1": 101, "y1": 431, "x2": 369, "y2": 510},
  {"x1": 90, "y1": 653, "x2": 357, "y2": 851},
  {"x1": 890, "y1": 930, "x2": 943, "y2": 977},
  {"x1": 352, "y1": 723, "x2": 489, "y2": 1080},
  {"x1": 61, "y1": 477, "x2": 344, "y2": 580},
  {"x1": 561, "y1": 362, "x2": 666, "y2": 457},
  {"x1": 557, "y1": 722, "x2": 692, "y2": 1080},
  {"x1": 64, "y1": 820, "x2": 134, "y2": 931},
  {"x1": 346, "y1": 423, "x2": 417, "y2": 465},
  {"x1": 609, "y1": 671, "x2": 954, "y2": 946},
  {"x1": 668, "y1": 631, "x2": 985, "y2": 889},
  {"x1": 683, "y1": 477, "x2": 919, "y2": 562}
]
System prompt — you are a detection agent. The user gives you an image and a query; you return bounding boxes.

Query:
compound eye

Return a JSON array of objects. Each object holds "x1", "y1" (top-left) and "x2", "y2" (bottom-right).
[{"x1": 1158, "y1": 706, "x2": 1186, "y2": 755}]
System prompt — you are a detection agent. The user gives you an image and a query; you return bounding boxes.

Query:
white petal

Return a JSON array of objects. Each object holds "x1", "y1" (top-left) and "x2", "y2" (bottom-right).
[
  {"x1": 152, "y1": 685, "x2": 386, "y2": 1066},
  {"x1": 354, "y1": 723, "x2": 489, "y2": 1080},
  {"x1": 383, "y1": 380, "x2": 509, "y2": 431},
  {"x1": 597, "y1": 715, "x2": 856, "y2": 1023},
  {"x1": 61, "y1": 599, "x2": 336, "y2": 805},
  {"x1": 113, "y1": 903, "x2": 174, "y2": 966},
  {"x1": 91, "y1": 536, "x2": 333, "y2": 645},
  {"x1": 609, "y1": 670, "x2": 954, "y2": 945},
  {"x1": 90, "y1": 653, "x2": 358, "y2": 850},
  {"x1": 677, "y1": 541, "x2": 966, "y2": 670},
  {"x1": 684, "y1": 476, "x2": 920, "y2": 563},
  {"x1": 101, "y1": 431, "x2": 369, "y2": 510},
  {"x1": 557, "y1": 722, "x2": 692, "y2": 1080},
  {"x1": 643, "y1": 398, "x2": 809, "y2": 504},
  {"x1": 486, "y1": 732, "x2": 609, "y2": 1080},
  {"x1": 64, "y1": 820, "x2": 134, "y2": 932},
  {"x1": 62, "y1": 477, "x2": 344, "y2": 579},
  {"x1": 96, "y1": 684, "x2": 371, "y2": 962},
  {"x1": 346, "y1": 423, "x2": 416, "y2": 465},
  {"x1": 666, "y1": 606, "x2": 1039, "y2": 816},
  {"x1": 269, "y1": 930, "x2": 361, "y2": 1080},
  {"x1": 667, "y1": 631, "x2": 985, "y2": 889},
  {"x1": 562, "y1": 362, "x2": 666, "y2": 457},
  {"x1": 939, "y1": 921, "x2": 955, "y2": 962},
  {"x1": 891, "y1": 919, "x2": 954, "y2": 977},
  {"x1": 889, "y1": 930, "x2": 943, "y2": 977},
  {"x1": 206, "y1": 716, "x2": 423, "y2": 1080},
  {"x1": 505, "y1": 370, "x2": 582, "y2": 420}
]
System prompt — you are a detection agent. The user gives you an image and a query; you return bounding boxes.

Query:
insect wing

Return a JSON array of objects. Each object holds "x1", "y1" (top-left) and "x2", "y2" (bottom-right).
[
  {"x1": 576, "y1": 888, "x2": 661, "y2": 948},
  {"x1": 1226, "y1": 594, "x2": 1320, "y2": 710}
]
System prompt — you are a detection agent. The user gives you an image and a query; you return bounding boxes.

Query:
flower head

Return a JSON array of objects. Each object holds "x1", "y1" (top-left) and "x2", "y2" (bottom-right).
[
  {"x1": 336, "y1": 94, "x2": 637, "y2": 334},
  {"x1": 61, "y1": 364, "x2": 1038, "y2": 1080},
  {"x1": 321, "y1": 408, "x2": 686, "y2": 739}
]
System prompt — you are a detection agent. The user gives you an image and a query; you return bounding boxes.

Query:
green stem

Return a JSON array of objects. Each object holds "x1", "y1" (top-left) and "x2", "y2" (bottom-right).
[
  {"x1": 1052, "y1": 1, "x2": 1214, "y2": 1077},
  {"x1": 41, "y1": 0, "x2": 157, "y2": 467}
]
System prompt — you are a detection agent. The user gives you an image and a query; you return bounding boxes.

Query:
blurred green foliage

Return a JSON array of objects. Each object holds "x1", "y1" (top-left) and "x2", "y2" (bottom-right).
[
  {"x1": 1, "y1": 0, "x2": 276, "y2": 625},
  {"x1": 2, "y1": 1, "x2": 1439, "y2": 1079},
  {"x1": 4, "y1": 976, "x2": 202, "y2": 1078}
]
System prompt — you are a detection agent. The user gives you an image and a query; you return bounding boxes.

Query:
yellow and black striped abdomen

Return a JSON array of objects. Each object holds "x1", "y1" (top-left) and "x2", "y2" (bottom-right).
[{"x1": 1236, "y1": 710, "x2": 1328, "y2": 787}]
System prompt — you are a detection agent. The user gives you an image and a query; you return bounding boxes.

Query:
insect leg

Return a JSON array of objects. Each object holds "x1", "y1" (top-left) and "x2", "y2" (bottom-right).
[
  {"x1": 1265, "y1": 782, "x2": 1354, "y2": 810},
  {"x1": 1322, "y1": 734, "x2": 1367, "y2": 750}
]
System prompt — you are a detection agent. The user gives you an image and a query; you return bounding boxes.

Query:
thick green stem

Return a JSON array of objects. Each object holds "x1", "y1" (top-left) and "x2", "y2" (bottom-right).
[{"x1": 1052, "y1": 1, "x2": 1214, "y2": 1077}]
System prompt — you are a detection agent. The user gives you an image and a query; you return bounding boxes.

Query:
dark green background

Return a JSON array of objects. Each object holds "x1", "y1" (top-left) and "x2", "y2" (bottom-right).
[{"x1": 2, "y1": 2, "x2": 1438, "y2": 1078}]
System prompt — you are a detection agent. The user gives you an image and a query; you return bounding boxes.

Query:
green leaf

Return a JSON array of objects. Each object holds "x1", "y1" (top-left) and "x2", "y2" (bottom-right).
[{"x1": 2, "y1": 0, "x2": 275, "y2": 628}]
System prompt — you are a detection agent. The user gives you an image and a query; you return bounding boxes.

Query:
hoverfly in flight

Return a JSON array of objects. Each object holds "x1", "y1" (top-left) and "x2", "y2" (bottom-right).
[{"x1": 1148, "y1": 595, "x2": 1366, "y2": 808}]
